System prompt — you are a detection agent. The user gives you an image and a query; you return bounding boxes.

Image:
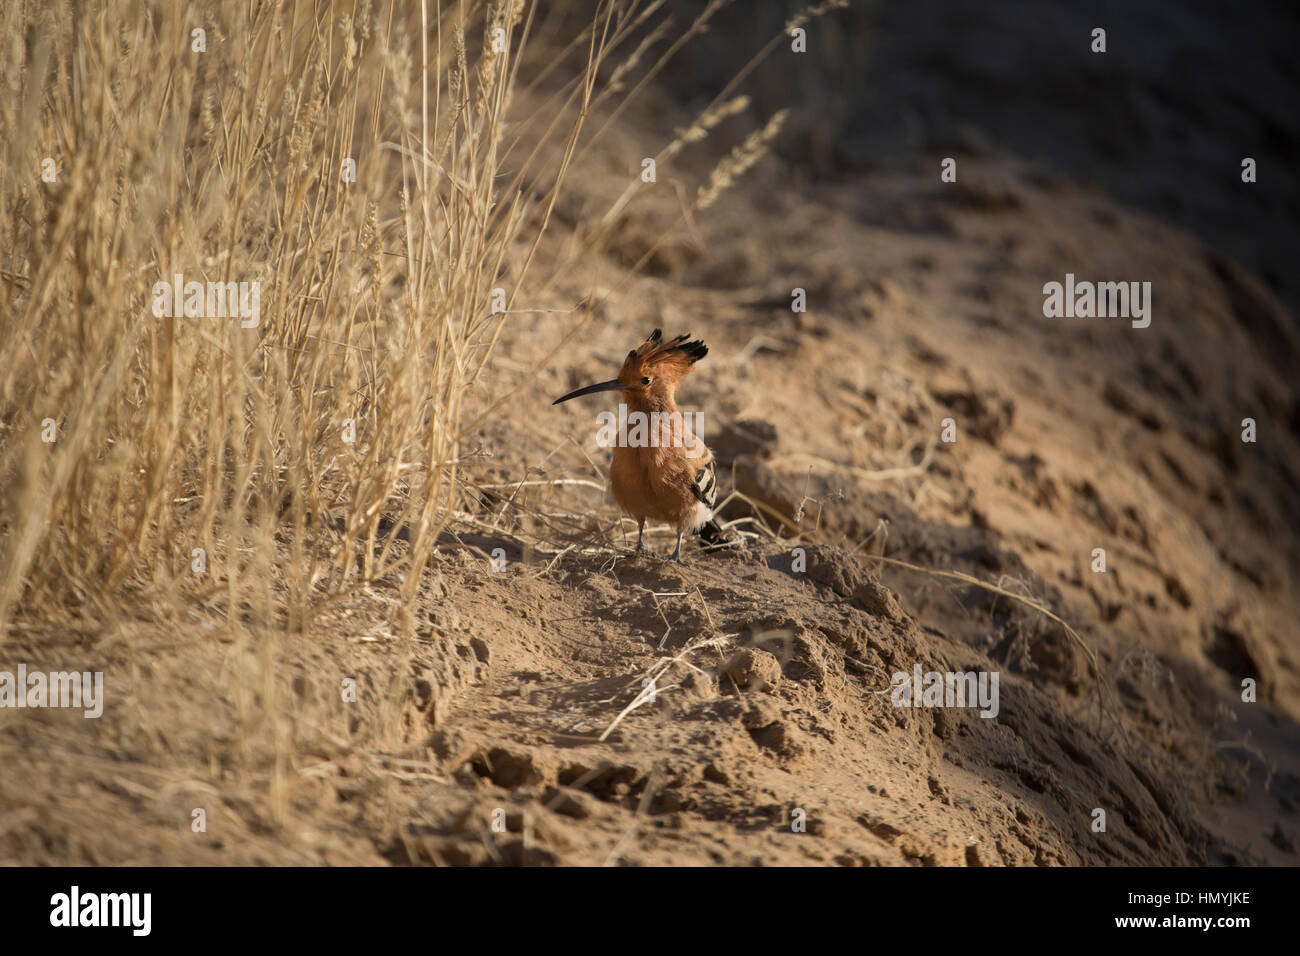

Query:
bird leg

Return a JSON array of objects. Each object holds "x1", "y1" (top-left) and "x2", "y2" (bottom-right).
[
  {"x1": 670, "y1": 531, "x2": 683, "y2": 563},
  {"x1": 635, "y1": 519, "x2": 646, "y2": 553}
]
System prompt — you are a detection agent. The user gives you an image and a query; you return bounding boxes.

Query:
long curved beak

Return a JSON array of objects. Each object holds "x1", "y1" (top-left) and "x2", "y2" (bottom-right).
[{"x1": 552, "y1": 378, "x2": 623, "y2": 405}]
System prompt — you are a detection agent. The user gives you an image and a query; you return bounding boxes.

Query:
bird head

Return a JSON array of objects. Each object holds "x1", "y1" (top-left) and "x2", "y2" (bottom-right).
[{"x1": 552, "y1": 329, "x2": 708, "y2": 405}]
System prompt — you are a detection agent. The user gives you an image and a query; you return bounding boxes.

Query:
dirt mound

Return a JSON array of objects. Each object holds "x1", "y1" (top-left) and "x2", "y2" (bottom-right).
[{"x1": 376, "y1": 540, "x2": 1221, "y2": 866}]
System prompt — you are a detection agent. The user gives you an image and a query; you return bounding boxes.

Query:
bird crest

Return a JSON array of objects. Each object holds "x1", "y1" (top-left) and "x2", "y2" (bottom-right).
[{"x1": 620, "y1": 329, "x2": 708, "y2": 387}]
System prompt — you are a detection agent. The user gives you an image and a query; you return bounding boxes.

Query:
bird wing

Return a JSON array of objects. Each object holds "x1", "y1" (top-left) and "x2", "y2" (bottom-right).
[
  {"x1": 691, "y1": 454, "x2": 733, "y2": 548},
  {"x1": 690, "y1": 455, "x2": 718, "y2": 510}
]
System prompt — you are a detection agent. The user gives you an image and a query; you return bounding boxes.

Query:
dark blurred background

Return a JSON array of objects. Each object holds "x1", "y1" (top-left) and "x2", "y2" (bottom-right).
[{"x1": 585, "y1": 0, "x2": 1300, "y2": 317}]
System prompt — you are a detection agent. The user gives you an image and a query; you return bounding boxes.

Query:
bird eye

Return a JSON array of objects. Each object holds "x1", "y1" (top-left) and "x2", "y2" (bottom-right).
[{"x1": 641, "y1": 376, "x2": 652, "y2": 385}]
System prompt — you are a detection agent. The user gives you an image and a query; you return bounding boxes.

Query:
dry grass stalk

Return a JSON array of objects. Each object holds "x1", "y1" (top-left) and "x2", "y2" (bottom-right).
[
  {"x1": 696, "y1": 108, "x2": 788, "y2": 209},
  {"x1": 0, "y1": 0, "x2": 609, "y2": 643}
]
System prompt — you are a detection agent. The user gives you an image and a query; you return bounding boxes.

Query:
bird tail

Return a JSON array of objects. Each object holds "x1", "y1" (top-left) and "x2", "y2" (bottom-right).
[{"x1": 697, "y1": 518, "x2": 734, "y2": 552}]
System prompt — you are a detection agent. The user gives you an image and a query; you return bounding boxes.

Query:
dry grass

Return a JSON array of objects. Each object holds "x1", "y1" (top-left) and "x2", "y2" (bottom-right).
[
  {"x1": 0, "y1": 0, "x2": 618, "y2": 859},
  {"x1": 0, "y1": 0, "x2": 613, "y2": 639}
]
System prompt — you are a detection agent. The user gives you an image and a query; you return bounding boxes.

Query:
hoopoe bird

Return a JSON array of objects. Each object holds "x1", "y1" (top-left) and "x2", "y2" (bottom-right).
[{"x1": 553, "y1": 329, "x2": 728, "y2": 561}]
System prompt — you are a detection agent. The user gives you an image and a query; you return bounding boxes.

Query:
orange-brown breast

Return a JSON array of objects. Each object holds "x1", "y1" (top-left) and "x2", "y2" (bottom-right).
[{"x1": 609, "y1": 409, "x2": 711, "y2": 533}]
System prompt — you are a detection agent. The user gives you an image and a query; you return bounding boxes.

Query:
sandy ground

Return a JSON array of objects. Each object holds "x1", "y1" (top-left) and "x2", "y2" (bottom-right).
[{"x1": 2, "y1": 4, "x2": 1298, "y2": 866}]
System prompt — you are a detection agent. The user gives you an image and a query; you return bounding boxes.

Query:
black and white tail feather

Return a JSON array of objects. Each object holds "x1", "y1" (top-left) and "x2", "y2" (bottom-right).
[{"x1": 690, "y1": 458, "x2": 732, "y2": 551}]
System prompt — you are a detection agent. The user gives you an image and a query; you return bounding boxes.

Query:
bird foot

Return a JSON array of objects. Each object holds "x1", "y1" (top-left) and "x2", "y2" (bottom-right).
[{"x1": 669, "y1": 533, "x2": 683, "y2": 563}]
